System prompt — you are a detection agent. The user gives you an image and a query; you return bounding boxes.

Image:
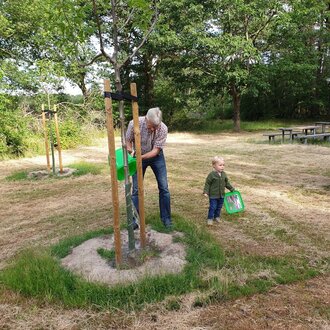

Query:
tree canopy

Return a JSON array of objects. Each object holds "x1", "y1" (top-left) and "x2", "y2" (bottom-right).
[{"x1": 0, "y1": 0, "x2": 329, "y2": 132}]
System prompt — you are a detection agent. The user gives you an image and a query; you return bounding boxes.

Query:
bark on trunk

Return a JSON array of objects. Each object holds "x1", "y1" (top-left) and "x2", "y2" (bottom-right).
[
  {"x1": 230, "y1": 84, "x2": 241, "y2": 132},
  {"x1": 143, "y1": 52, "x2": 154, "y2": 108},
  {"x1": 114, "y1": 65, "x2": 135, "y2": 251},
  {"x1": 77, "y1": 74, "x2": 89, "y2": 101}
]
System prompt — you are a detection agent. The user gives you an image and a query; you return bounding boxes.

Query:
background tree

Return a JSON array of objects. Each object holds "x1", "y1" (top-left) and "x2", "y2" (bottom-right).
[{"x1": 0, "y1": 0, "x2": 329, "y2": 153}]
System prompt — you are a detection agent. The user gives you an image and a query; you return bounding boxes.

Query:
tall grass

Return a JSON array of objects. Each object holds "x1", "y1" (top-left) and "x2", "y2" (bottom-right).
[
  {"x1": 50, "y1": 228, "x2": 114, "y2": 258},
  {"x1": 5, "y1": 171, "x2": 29, "y2": 181},
  {"x1": 69, "y1": 162, "x2": 106, "y2": 176},
  {"x1": 0, "y1": 214, "x2": 323, "y2": 310},
  {"x1": 0, "y1": 215, "x2": 222, "y2": 309}
]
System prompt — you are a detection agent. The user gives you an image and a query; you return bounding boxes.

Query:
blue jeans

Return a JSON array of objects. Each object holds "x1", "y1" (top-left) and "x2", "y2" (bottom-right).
[
  {"x1": 207, "y1": 198, "x2": 224, "y2": 219},
  {"x1": 132, "y1": 151, "x2": 172, "y2": 227}
]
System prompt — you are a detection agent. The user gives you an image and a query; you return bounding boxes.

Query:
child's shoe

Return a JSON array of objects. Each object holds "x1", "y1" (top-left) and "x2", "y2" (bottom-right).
[
  {"x1": 207, "y1": 219, "x2": 213, "y2": 226},
  {"x1": 214, "y1": 217, "x2": 220, "y2": 223}
]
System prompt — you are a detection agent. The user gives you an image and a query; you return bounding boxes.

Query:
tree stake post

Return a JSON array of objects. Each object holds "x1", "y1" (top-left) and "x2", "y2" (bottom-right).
[
  {"x1": 104, "y1": 79, "x2": 122, "y2": 266},
  {"x1": 41, "y1": 104, "x2": 51, "y2": 172},
  {"x1": 53, "y1": 105, "x2": 63, "y2": 174},
  {"x1": 130, "y1": 83, "x2": 146, "y2": 248}
]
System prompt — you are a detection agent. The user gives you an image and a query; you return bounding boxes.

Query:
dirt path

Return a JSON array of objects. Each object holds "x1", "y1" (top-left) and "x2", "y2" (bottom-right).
[{"x1": 0, "y1": 132, "x2": 329, "y2": 329}]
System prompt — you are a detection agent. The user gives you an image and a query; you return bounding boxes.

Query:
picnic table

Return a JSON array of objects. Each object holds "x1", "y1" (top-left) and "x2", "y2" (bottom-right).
[
  {"x1": 315, "y1": 122, "x2": 330, "y2": 133},
  {"x1": 295, "y1": 125, "x2": 321, "y2": 135},
  {"x1": 264, "y1": 124, "x2": 328, "y2": 143},
  {"x1": 298, "y1": 132, "x2": 330, "y2": 144},
  {"x1": 294, "y1": 125, "x2": 330, "y2": 144},
  {"x1": 278, "y1": 127, "x2": 296, "y2": 142},
  {"x1": 278, "y1": 125, "x2": 321, "y2": 142}
]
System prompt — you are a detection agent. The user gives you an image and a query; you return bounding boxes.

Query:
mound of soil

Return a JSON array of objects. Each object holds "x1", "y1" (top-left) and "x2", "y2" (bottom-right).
[
  {"x1": 27, "y1": 167, "x2": 77, "y2": 179},
  {"x1": 61, "y1": 228, "x2": 186, "y2": 286}
]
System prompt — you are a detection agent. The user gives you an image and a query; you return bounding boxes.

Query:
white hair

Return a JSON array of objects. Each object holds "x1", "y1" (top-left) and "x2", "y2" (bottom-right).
[
  {"x1": 146, "y1": 107, "x2": 162, "y2": 126},
  {"x1": 212, "y1": 156, "x2": 224, "y2": 165}
]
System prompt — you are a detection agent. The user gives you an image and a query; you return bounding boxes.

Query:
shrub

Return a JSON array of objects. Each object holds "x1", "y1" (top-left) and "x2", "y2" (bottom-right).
[
  {"x1": 58, "y1": 119, "x2": 84, "y2": 149},
  {"x1": 0, "y1": 95, "x2": 28, "y2": 157}
]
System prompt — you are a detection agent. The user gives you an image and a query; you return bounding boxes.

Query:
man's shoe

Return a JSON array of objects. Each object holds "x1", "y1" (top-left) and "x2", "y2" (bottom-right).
[{"x1": 165, "y1": 224, "x2": 173, "y2": 231}]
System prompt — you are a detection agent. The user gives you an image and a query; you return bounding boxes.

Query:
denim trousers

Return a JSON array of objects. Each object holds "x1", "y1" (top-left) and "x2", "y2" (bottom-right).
[
  {"x1": 132, "y1": 151, "x2": 172, "y2": 227},
  {"x1": 207, "y1": 197, "x2": 224, "y2": 219}
]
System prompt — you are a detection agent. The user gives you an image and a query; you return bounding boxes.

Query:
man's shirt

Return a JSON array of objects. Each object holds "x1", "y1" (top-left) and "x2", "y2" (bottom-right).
[{"x1": 126, "y1": 116, "x2": 168, "y2": 155}]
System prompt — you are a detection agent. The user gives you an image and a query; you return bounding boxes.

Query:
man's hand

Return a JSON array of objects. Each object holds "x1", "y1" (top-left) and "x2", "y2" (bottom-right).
[{"x1": 127, "y1": 147, "x2": 135, "y2": 158}]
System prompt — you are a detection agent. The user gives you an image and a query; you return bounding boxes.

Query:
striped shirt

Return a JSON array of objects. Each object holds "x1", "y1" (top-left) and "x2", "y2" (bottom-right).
[{"x1": 126, "y1": 116, "x2": 168, "y2": 155}]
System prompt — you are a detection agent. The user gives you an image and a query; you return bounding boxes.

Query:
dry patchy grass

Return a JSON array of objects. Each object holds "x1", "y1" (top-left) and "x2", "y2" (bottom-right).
[{"x1": 0, "y1": 133, "x2": 329, "y2": 329}]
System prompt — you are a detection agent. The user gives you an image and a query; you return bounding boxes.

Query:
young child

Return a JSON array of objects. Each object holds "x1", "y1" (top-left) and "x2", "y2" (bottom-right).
[{"x1": 203, "y1": 156, "x2": 235, "y2": 225}]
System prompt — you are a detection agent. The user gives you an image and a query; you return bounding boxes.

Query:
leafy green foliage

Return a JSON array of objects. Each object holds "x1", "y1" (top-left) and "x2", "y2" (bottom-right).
[
  {"x1": 1, "y1": 0, "x2": 329, "y2": 140},
  {"x1": 58, "y1": 119, "x2": 83, "y2": 149},
  {"x1": 0, "y1": 95, "x2": 28, "y2": 156}
]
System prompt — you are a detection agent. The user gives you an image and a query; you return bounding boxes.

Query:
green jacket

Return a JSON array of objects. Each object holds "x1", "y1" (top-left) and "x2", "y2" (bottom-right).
[{"x1": 203, "y1": 170, "x2": 234, "y2": 198}]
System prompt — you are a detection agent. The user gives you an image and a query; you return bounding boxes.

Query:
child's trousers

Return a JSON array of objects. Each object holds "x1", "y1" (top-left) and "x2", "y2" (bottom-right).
[{"x1": 207, "y1": 198, "x2": 224, "y2": 219}]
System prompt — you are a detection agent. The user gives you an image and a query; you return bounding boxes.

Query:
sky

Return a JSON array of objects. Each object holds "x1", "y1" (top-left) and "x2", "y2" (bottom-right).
[{"x1": 63, "y1": 81, "x2": 82, "y2": 95}]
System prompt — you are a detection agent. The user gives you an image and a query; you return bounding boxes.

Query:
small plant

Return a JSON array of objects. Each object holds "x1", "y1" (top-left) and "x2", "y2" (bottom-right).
[{"x1": 97, "y1": 248, "x2": 115, "y2": 262}]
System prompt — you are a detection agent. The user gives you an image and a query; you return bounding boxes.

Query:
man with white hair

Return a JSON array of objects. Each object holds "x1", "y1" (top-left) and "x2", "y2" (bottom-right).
[{"x1": 126, "y1": 107, "x2": 172, "y2": 229}]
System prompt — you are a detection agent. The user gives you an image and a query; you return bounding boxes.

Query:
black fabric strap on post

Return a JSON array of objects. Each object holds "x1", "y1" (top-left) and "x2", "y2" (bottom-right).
[
  {"x1": 104, "y1": 91, "x2": 138, "y2": 102},
  {"x1": 42, "y1": 110, "x2": 56, "y2": 114}
]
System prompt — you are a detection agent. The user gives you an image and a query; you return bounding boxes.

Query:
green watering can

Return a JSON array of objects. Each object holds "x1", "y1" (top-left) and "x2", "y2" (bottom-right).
[{"x1": 109, "y1": 148, "x2": 137, "y2": 181}]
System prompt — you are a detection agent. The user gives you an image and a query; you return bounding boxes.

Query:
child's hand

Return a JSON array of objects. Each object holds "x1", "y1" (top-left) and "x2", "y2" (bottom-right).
[{"x1": 203, "y1": 193, "x2": 208, "y2": 197}]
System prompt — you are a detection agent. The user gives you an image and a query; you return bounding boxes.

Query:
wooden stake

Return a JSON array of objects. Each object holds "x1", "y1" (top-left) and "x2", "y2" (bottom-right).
[
  {"x1": 104, "y1": 80, "x2": 122, "y2": 265},
  {"x1": 53, "y1": 105, "x2": 63, "y2": 174},
  {"x1": 130, "y1": 83, "x2": 146, "y2": 248},
  {"x1": 41, "y1": 104, "x2": 51, "y2": 172}
]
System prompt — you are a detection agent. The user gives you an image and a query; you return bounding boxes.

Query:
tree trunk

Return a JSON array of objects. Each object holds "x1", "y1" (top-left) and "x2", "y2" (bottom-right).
[
  {"x1": 114, "y1": 65, "x2": 135, "y2": 251},
  {"x1": 230, "y1": 84, "x2": 241, "y2": 132},
  {"x1": 143, "y1": 52, "x2": 154, "y2": 108},
  {"x1": 77, "y1": 72, "x2": 89, "y2": 100}
]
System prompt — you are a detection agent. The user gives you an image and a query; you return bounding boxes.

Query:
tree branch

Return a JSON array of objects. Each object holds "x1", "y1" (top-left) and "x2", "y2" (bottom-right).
[
  {"x1": 92, "y1": 0, "x2": 115, "y2": 64},
  {"x1": 80, "y1": 53, "x2": 104, "y2": 67},
  {"x1": 111, "y1": 0, "x2": 119, "y2": 63},
  {"x1": 119, "y1": 8, "x2": 136, "y2": 33},
  {"x1": 119, "y1": 4, "x2": 159, "y2": 69},
  {"x1": 250, "y1": 10, "x2": 277, "y2": 42},
  {"x1": 0, "y1": 47, "x2": 15, "y2": 58}
]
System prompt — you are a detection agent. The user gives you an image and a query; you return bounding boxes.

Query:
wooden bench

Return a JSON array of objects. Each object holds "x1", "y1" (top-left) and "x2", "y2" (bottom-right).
[
  {"x1": 263, "y1": 132, "x2": 300, "y2": 142},
  {"x1": 315, "y1": 122, "x2": 330, "y2": 133},
  {"x1": 296, "y1": 133, "x2": 330, "y2": 144}
]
